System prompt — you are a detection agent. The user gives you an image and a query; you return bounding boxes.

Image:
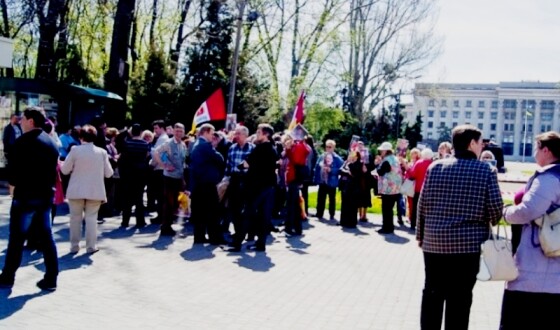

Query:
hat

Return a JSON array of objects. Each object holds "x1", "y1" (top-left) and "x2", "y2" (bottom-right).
[{"x1": 377, "y1": 141, "x2": 393, "y2": 151}]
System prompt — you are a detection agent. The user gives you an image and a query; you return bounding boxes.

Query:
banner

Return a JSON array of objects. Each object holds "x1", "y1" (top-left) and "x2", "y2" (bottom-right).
[
  {"x1": 191, "y1": 88, "x2": 226, "y2": 132},
  {"x1": 288, "y1": 90, "x2": 306, "y2": 130}
]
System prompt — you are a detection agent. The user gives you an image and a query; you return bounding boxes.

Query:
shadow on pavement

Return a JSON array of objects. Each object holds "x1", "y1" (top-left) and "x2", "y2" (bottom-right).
[
  {"x1": 233, "y1": 252, "x2": 274, "y2": 272},
  {"x1": 0, "y1": 289, "x2": 49, "y2": 320},
  {"x1": 382, "y1": 233, "x2": 411, "y2": 244},
  {"x1": 180, "y1": 244, "x2": 216, "y2": 261},
  {"x1": 57, "y1": 252, "x2": 93, "y2": 271},
  {"x1": 340, "y1": 226, "x2": 369, "y2": 236},
  {"x1": 137, "y1": 235, "x2": 175, "y2": 251},
  {"x1": 285, "y1": 235, "x2": 310, "y2": 252}
]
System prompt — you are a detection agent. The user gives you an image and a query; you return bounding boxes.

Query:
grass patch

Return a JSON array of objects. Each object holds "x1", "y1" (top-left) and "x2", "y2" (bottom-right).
[{"x1": 308, "y1": 191, "x2": 513, "y2": 216}]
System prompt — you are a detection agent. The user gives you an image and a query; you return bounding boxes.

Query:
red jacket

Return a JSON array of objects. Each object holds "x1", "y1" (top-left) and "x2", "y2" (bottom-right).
[
  {"x1": 407, "y1": 158, "x2": 432, "y2": 192},
  {"x1": 285, "y1": 141, "x2": 311, "y2": 184}
]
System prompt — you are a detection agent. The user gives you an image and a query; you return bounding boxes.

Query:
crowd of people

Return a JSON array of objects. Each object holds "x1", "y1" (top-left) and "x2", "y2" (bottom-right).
[{"x1": 0, "y1": 107, "x2": 559, "y2": 330}]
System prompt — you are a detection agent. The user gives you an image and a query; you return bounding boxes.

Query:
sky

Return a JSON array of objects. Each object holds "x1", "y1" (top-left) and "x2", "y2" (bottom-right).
[{"x1": 419, "y1": 0, "x2": 560, "y2": 84}]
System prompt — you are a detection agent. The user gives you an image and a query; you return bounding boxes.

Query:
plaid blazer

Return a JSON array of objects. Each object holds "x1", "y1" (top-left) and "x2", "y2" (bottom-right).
[{"x1": 417, "y1": 151, "x2": 503, "y2": 254}]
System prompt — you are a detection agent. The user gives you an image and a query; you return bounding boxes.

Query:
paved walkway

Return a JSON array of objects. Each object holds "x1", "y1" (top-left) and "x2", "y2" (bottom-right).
[{"x1": 0, "y1": 194, "x2": 506, "y2": 329}]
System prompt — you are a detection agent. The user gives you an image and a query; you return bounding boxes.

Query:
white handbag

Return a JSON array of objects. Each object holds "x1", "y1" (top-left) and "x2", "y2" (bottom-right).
[
  {"x1": 534, "y1": 207, "x2": 560, "y2": 257},
  {"x1": 477, "y1": 224, "x2": 519, "y2": 281},
  {"x1": 400, "y1": 179, "x2": 415, "y2": 197}
]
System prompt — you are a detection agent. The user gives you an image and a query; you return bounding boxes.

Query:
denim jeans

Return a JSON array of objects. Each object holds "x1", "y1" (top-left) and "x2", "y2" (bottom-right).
[{"x1": 2, "y1": 198, "x2": 59, "y2": 282}]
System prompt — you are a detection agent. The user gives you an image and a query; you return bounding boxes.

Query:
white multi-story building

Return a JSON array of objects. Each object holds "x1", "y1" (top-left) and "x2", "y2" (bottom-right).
[{"x1": 405, "y1": 81, "x2": 560, "y2": 161}]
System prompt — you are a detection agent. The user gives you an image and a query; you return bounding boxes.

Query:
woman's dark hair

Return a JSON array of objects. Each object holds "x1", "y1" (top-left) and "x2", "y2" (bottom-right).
[{"x1": 452, "y1": 124, "x2": 482, "y2": 152}]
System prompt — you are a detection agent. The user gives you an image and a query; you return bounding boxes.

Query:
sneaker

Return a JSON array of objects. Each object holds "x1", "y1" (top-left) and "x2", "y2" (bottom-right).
[
  {"x1": 36, "y1": 279, "x2": 57, "y2": 291},
  {"x1": 0, "y1": 273, "x2": 14, "y2": 289},
  {"x1": 86, "y1": 247, "x2": 100, "y2": 254}
]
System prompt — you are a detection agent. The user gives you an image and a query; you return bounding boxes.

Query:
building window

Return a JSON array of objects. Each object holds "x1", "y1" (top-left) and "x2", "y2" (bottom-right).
[
  {"x1": 541, "y1": 112, "x2": 553, "y2": 121},
  {"x1": 478, "y1": 112, "x2": 484, "y2": 119},
  {"x1": 453, "y1": 100, "x2": 460, "y2": 107},
  {"x1": 440, "y1": 111, "x2": 447, "y2": 118},
  {"x1": 428, "y1": 110, "x2": 434, "y2": 118},
  {"x1": 428, "y1": 99, "x2": 435, "y2": 106},
  {"x1": 427, "y1": 132, "x2": 433, "y2": 139},
  {"x1": 466, "y1": 100, "x2": 472, "y2": 108},
  {"x1": 505, "y1": 112, "x2": 516, "y2": 120},
  {"x1": 452, "y1": 111, "x2": 459, "y2": 119},
  {"x1": 490, "y1": 123, "x2": 496, "y2": 131},
  {"x1": 441, "y1": 100, "x2": 447, "y2": 107},
  {"x1": 491, "y1": 112, "x2": 498, "y2": 120},
  {"x1": 478, "y1": 101, "x2": 485, "y2": 108},
  {"x1": 491, "y1": 100, "x2": 498, "y2": 109},
  {"x1": 465, "y1": 112, "x2": 472, "y2": 119},
  {"x1": 452, "y1": 122, "x2": 458, "y2": 127},
  {"x1": 504, "y1": 123, "x2": 515, "y2": 131},
  {"x1": 541, "y1": 124, "x2": 552, "y2": 132},
  {"x1": 428, "y1": 121, "x2": 433, "y2": 128},
  {"x1": 541, "y1": 100, "x2": 555, "y2": 110},
  {"x1": 503, "y1": 99, "x2": 517, "y2": 109},
  {"x1": 477, "y1": 123, "x2": 483, "y2": 130}
]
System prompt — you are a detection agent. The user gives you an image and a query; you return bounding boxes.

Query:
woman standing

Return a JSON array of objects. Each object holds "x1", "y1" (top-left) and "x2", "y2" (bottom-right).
[
  {"x1": 375, "y1": 142, "x2": 402, "y2": 234},
  {"x1": 500, "y1": 131, "x2": 560, "y2": 329},
  {"x1": 406, "y1": 148, "x2": 433, "y2": 231},
  {"x1": 339, "y1": 151, "x2": 367, "y2": 229},
  {"x1": 61, "y1": 125, "x2": 114, "y2": 254}
]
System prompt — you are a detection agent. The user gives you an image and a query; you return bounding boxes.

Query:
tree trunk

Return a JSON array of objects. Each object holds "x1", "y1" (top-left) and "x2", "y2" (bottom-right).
[
  {"x1": 149, "y1": 0, "x2": 157, "y2": 47},
  {"x1": 106, "y1": 0, "x2": 136, "y2": 98},
  {"x1": 55, "y1": 0, "x2": 70, "y2": 81},
  {"x1": 35, "y1": 0, "x2": 66, "y2": 80}
]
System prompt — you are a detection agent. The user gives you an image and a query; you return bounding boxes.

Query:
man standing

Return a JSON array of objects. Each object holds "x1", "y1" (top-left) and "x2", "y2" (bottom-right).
[
  {"x1": 153, "y1": 123, "x2": 188, "y2": 236},
  {"x1": 118, "y1": 124, "x2": 151, "y2": 228},
  {"x1": 0, "y1": 107, "x2": 60, "y2": 291},
  {"x1": 228, "y1": 124, "x2": 278, "y2": 252},
  {"x1": 224, "y1": 125, "x2": 254, "y2": 238},
  {"x1": 313, "y1": 139, "x2": 344, "y2": 221},
  {"x1": 2, "y1": 114, "x2": 22, "y2": 166},
  {"x1": 188, "y1": 123, "x2": 225, "y2": 244},
  {"x1": 147, "y1": 120, "x2": 170, "y2": 224},
  {"x1": 417, "y1": 124, "x2": 503, "y2": 330}
]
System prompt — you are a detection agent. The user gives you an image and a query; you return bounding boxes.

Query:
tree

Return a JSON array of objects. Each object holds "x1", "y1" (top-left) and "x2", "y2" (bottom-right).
[
  {"x1": 344, "y1": 0, "x2": 440, "y2": 125},
  {"x1": 106, "y1": 0, "x2": 137, "y2": 98},
  {"x1": 129, "y1": 45, "x2": 177, "y2": 126},
  {"x1": 304, "y1": 102, "x2": 345, "y2": 142},
  {"x1": 0, "y1": 0, "x2": 36, "y2": 77},
  {"x1": 437, "y1": 124, "x2": 452, "y2": 144},
  {"x1": 175, "y1": 0, "x2": 233, "y2": 127},
  {"x1": 34, "y1": 0, "x2": 68, "y2": 80},
  {"x1": 403, "y1": 112, "x2": 423, "y2": 148}
]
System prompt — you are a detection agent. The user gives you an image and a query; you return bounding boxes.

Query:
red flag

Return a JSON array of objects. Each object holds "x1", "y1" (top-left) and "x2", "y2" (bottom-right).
[
  {"x1": 191, "y1": 88, "x2": 226, "y2": 132},
  {"x1": 288, "y1": 90, "x2": 305, "y2": 130}
]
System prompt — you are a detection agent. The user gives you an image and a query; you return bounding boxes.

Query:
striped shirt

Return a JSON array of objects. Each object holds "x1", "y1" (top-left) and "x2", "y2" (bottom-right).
[{"x1": 417, "y1": 151, "x2": 503, "y2": 254}]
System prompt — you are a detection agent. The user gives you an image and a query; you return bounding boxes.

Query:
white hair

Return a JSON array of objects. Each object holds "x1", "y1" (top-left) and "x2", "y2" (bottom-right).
[{"x1": 421, "y1": 148, "x2": 434, "y2": 160}]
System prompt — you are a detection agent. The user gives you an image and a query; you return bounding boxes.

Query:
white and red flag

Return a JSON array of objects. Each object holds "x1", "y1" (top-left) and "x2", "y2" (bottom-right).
[
  {"x1": 191, "y1": 88, "x2": 226, "y2": 132},
  {"x1": 288, "y1": 90, "x2": 306, "y2": 130}
]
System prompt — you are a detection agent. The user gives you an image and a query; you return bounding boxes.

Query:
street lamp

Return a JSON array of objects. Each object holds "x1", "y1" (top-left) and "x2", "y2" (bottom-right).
[
  {"x1": 226, "y1": 0, "x2": 247, "y2": 115},
  {"x1": 522, "y1": 101, "x2": 533, "y2": 163}
]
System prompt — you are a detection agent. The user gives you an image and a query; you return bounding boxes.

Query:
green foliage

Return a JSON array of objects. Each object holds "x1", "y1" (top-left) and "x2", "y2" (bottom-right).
[
  {"x1": 129, "y1": 46, "x2": 177, "y2": 126},
  {"x1": 304, "y1": 103, "x2": 345, "y2": 142},
  {"x1": 403, "y1": 112, "x2": 424, "y2": 148},
  {"x1": 229, "y1": 54, "x2": 272, "y2": 133},
  {"x1": 175, "y1": 0, "x2": 234, "y2": 126},
  {"x1": 57, "y1": 44, "x2": 98, "y2": 87},
  {"x1": 323, "y1": 112, "x2": 361, "y2": 154},
  {"x1": 437, "y1": 124, "x2": 452, "y2": 144}
]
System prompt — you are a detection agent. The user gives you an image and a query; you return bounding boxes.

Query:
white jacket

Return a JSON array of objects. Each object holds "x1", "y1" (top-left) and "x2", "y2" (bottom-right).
[{"x1": 61, "y1": 142, "x2": 114, "y2": 202}]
